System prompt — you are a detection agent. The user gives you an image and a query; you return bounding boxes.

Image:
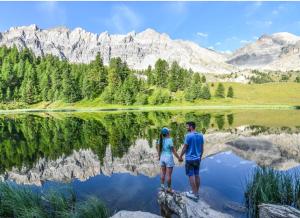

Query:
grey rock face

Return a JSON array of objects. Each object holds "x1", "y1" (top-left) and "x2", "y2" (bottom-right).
[
  {"x1": 157, "y1": 190, "x2": 233, "y2": 218},
  {"x1": 259, "y1": 204, "x2": 300, "y2": 218},
  {"x1": 0, "y1": 25, "x2": 234, "y2": 74},
  {"x1": 110, "y1": 210, "x2": 162, "y2": 218},
  {"x1": 228, "y1": 32, "x2": 300, "y2": 70},
  {"x1": 1, "y1": 25, "x2": 300, "y2": 73}
]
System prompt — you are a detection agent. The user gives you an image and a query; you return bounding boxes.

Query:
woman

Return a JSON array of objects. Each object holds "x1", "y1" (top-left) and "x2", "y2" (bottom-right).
[{"x1": 157, "y1": 127, "x2": 181, "y2": 193}]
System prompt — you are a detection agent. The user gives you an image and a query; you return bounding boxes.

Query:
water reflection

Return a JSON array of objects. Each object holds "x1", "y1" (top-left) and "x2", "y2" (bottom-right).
[
  {"x1": 0, "y1": 111, "x2": 223, "y2": 173},
  {"x1": 0, "y1": 110, "x2": 300, "y2": 216}
]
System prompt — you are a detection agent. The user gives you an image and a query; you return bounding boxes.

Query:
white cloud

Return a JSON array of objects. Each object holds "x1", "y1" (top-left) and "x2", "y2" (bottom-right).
[
  {"x1": 106, "y1": 5, "x2": 142, "y2": 33},
  {"x1": 253, "y1": 36, "x2": 259, "y2": 40},
  {"x1": 215, "y1": 42, "x2": 221, "y2": 46},
  {"x1": 240, "y1": 39, "x2": 251, "y2": 44},
  {"x1": 197, "y1": 32, "x2": 208, "y2": 38}
]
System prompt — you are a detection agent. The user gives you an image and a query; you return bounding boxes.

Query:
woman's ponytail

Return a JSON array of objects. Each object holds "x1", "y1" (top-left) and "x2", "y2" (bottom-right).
[{"x1": 159, "y1": 133, "x2": 163, "y2": 157}]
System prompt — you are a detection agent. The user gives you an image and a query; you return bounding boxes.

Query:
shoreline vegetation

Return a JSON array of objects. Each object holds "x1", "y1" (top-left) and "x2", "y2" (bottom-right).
[
  {"x1": 0, "y1": 104, "x2": 298, "y2": 114},
  {"x1": 245, "y1": 167, "x2": 300, "y2": 218},
  {"x1": 0, "y1": 182, "x2": 109, "y2": 218}
]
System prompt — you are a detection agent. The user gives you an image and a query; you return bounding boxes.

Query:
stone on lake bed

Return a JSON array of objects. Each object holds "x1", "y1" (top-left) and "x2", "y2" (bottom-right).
[
  {"x1": 110, "y1": 210, "x2": 162, "y2": 218},
  {"x1": 259, "y1": 204, "x2": 300, "y2": 218}
]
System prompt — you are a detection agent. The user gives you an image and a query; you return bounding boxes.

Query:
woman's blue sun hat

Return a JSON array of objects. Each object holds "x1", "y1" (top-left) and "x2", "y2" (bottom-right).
[{"x1": 161, "y1": 127, "x2": 170, "y2": 135}]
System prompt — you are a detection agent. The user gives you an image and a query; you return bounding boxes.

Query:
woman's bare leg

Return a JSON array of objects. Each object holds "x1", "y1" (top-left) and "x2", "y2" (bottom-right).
[
  {"x1": 161, "y1": 166, "x2": 166, "y2": 186},
  {"x1": 166, "y1": 167, "x2": 173, "y2": 189}
]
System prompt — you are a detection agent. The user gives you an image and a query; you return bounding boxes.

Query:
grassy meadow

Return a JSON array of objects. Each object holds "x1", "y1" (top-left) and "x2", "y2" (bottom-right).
[{"x1": 0, "y1": 82, "x2": 299, "y2": 111}]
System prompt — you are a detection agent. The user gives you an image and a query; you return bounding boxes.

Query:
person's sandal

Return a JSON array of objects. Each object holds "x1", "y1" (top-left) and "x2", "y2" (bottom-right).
[
  {"x1": 185, "y1": 191, "x2": 199, "y2": 202},
  {"x1": 166, "y1": 188, "x2": 175, "y2": 194}
]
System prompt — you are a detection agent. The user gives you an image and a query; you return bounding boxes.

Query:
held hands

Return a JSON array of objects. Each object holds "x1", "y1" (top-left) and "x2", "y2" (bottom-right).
[{"x1": 178, "y1": 156, "x2": 183, "y2": 162}]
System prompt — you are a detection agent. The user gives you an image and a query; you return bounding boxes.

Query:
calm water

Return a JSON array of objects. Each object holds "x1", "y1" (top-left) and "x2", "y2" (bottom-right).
[{"x1": 1, "y1": 110, "x2": 300, "y2": 217}]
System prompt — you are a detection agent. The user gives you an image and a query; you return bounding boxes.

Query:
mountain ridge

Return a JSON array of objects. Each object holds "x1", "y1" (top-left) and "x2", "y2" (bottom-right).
[{"x1": 1, "y1": 24, "x2": 300, "y2": 73}]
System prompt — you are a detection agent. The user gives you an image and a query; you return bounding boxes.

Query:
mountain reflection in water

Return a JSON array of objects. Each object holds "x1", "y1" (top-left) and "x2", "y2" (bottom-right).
[{"x1": 0, "y1": 110, "x2": 300, "y2": 217}]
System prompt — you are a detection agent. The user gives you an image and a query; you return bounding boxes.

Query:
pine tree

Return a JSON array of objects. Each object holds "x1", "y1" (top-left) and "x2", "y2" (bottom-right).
[
  {"x1": 20, "y1": 62, "x2": 39, "y2": 104},
  {"x1": 168, "y1": 61, "x2": 180, "y2": 92},
  {"x1": 193, "y1": 73, "x2": 201, "y2": 84},
  {"x1": 62, "y1": 67, "x2": 81, "y2": 103},
  {"x1": 201, "y1": 85, "x2": 211, "y2": 99},
  {"x1": 184, "y1": 82, "x2": 201, "y2": 102},
  {"x1": 49, "y1": 65, "x2": 62, "y2": 101},
  {"x1": 154, "y1": 59, "x2": 169, "y2": 88},
  {"x1": 40, "y1": 73, "x2": 51, "y2": 101},
  {"x1": 146, "y1": 65, "x2": 154, "y2": 85},
  {"x1": 114, "y1": 75, "x2": 139, "y2": 105},
  {"x1": 1, "y1": 58, "x2": 13, "y2": 86},
  {"x1": 6, "y1": 87, "x2": 11, "y2": 101},
  {"x1": 215, "y1": 83, "x2": 225, "y2": 98},
  {"x1": 227, "y1": 86, "x2": 234, "y2": 98},
  {"x1": 0, "y1": 81, "x2": 4, "y2": 102}
]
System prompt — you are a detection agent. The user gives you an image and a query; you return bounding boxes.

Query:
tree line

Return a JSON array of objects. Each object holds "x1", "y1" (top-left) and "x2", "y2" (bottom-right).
[
  {"x1": 0, "y1": 45, "x2": 234, "y2": 105},
  {"x1": 0, "y1": 111, "x2": 234, "y2": 173}
]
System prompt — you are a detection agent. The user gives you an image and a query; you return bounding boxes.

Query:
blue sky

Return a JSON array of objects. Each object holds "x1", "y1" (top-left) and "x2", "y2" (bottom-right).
[{"x1": 1, "y1": 1, "x2": 300, "y2": 52}]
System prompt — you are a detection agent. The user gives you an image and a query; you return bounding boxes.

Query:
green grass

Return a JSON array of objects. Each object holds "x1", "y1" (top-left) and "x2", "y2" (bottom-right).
[
  {"x1": 245, "y1": 167, "x2": 300, "y2": 218},
  {"x1": 1, "y1": 82, "x2": 300, "y2": 111},
  {"x1": 0, "y1": 182, "x2": 109, "y2": 218}
]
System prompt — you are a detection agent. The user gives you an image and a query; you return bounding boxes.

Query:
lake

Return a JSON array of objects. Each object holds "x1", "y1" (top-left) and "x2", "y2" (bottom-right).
[{"x1": 0, "y1": 109, "x2": 300, "y2": 217}]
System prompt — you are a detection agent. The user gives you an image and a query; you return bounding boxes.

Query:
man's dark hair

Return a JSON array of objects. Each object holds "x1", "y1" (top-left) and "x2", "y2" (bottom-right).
[{"x1": 186, "y1": 121, "x2": 196, "y2": 129}]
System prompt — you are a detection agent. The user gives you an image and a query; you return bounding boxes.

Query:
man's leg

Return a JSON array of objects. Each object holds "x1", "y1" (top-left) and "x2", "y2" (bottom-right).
[
  {"x1": 188, "y1": 175, "x2": 198, "y2": 194},
  {"x1": 195, "y1": 175, "x2": 200, "y2": 193}
]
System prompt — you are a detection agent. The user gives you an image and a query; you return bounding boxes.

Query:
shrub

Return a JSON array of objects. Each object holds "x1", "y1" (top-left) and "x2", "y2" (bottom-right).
[
  {"x1": 135, "y1": 93, "x2": 148, "y2": 105},
  {"x1": 0, "y1": 182, "x2": 109, "y2": 218},
  {"x1": 245, "y1": 167, "x2": 300, "y2": 218},
  {"x1": 148, "y1": 88, "x2": 171, "y2": 105}
]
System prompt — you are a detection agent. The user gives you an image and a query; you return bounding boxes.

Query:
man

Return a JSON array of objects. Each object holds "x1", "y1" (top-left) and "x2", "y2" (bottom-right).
[{"x1": 179, "y1": 121, "x2": 204, "y2": 201}]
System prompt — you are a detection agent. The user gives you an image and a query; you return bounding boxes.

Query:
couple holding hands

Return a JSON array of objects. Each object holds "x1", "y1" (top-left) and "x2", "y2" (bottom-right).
[{"x1": 157, "y1": 121, "x2": 204, "y2": 201}]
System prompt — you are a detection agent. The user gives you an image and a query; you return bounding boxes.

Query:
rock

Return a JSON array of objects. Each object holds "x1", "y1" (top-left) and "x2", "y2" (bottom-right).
[
  {"x1": 227, "y1": 32, "x2": 300, "y2": 71},
  {"x1": 0, "y1": 25, "x2": 234, "y2": 74},
  {"x1": 110, "y1": 210, "x2": 162, "y2": 218},
  {"x1": 157, "y1": 190, "x2": 233, "y2": 218},
  {"x1": 1, "y1": 25, "x2": 300, "y2": 73},
  {"x1": 259, "y1": 204, "x2": 300, "y2": 218}
]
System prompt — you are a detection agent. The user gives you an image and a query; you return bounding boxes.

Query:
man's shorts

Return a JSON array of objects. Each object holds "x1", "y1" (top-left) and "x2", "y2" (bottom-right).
[
  {"x1": 185, "y1": 159, "x2": 200, "y2": 176},
  {"x1": 160, "y1": 154, "x2": 175, "y2": 168}
]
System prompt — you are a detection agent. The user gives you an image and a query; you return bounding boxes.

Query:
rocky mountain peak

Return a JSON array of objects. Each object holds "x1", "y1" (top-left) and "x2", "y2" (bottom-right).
[
  {"x1": 1, "y1": 24, "x2": 300, "y2": 72},
  {"x1": 271, "y1": 32, "x2": 300, "y2": 44},
  {"x1": 0, "y1": 24, "x2": 235, "y2": 74}
]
